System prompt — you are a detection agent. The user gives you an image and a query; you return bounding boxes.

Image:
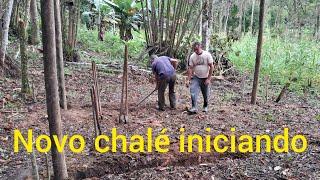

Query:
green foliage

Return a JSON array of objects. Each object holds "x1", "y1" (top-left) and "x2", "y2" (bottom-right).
[
  {"x1": 210, "y1": 33, "x2": 237, "y2": 55},
  {"x1": 104, "y1": 0, "x2": 142, "y2": 40},
  {"x1": 82, "y1": 0, "x2": 115, "y2": 29},
  {"x1": 229, "y1": 35, "x2": 320, "y2": 94},
  {"x1": 78, "y1": 26, "x2": 145, "y2": 61}
]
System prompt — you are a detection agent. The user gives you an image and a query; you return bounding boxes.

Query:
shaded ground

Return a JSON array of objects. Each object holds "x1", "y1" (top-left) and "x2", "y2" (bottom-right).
[{"x1": 0, "y1": 55, "x2": 319, "y2": 180}]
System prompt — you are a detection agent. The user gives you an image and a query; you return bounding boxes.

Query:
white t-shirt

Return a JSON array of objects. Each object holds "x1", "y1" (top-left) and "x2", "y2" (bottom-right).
[{"x1": 189, "y1": 51, "x2": 214, "y2": 78}]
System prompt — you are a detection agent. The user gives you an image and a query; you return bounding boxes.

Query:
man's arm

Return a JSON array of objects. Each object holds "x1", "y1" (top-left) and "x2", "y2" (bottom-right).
[
  {"x1": 205, "y1": 53, "x2": 215, "y2": 85},
  {"x1": 207, "y1": 63, "x2": 214, "y2": 79},
  {"x1": 187, "y1": 56, "x2": 194, "y2": 81},
  {"x1": 170, "y1": 58, "x2": 178, "y2": 70},
  {"x1": 187, "y1": 67, "x2": 193, "y2": 81},
  {"x1": 204, "y1": 63, "x2": 214, "y2": 85}
]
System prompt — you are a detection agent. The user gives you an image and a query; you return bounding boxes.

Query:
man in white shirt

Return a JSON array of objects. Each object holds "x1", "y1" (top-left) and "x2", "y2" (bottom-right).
[{"x1": 187, "y1": 42, "x2": 214, "y2": 113}]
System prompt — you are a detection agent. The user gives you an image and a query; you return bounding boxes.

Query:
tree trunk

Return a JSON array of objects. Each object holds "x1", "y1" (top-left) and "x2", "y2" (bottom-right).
[
  {"x1": 201, "y1": 0, "x2": 209, "y2": 49},
  {"x1": 97, "y1": 6, "x2": 101, "y2": 40},
  {"x1": 40, "y1": 0, "x2": 68, "y2": 178},
  {"x1": 224, "y1": 0, "x2": 231, "y2": 34},
  {"x1": 250, "y1": 0, "x2": 255, "y2": 34},
  {"x1": 23, "y1": 0, "x2": 31, "y2": 28},
  {"x1": 293, "y1": 0, "x2": 300, "y2": 38},
  {"x1": 54, "y1": 0, "x2": 67, "y2": 109},
  {"x1": 10, "y1": 0, "x2": 19, "y2": 35},
  {"x1": 242, "y1": 0, "x2": 247, "y2": 34},
  {"x1": 238, "y1": 0, "x2": 244, "y2": 37},
  {"x1": 61, "y1": 0, "x2": 68, "y2": 54},
  {"x1": 66, "y1": 0, "x2": 80, "y2": 62},
  {"x1": 219, "y1": 7, "x2": 224, "y2": 32},
  {"x1": 29, "y1": 0, "x2": 39, "y2": 45},
  {"x1": 251, "y1": 0, "x2": 265, "y2": 105},
  {"x1": 199, "y1": 0, "x2": 203, "y2": 37},
  {"x1": 19, "y1": 20, "x2": 31, "y2": 95},
  {"x1": 0, "y1": 0, "x2": 14, "y2": 76},
  {"x1": 315, "y1": 5, "x2": 320, "y2": 41}
]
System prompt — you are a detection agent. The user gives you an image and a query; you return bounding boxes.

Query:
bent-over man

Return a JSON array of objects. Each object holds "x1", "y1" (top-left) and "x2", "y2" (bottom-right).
[{"x1": 151, "y1": 55, "x2": 178, "y2": 111}]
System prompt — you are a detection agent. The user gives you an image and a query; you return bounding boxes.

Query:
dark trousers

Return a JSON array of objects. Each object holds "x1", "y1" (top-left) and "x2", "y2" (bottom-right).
[
  {"x1": 157, "y1": 74, "x2": 176, "y2": 110},
  {"x1": 190, "y1": 76, "x2": 210, "y2": 108}
]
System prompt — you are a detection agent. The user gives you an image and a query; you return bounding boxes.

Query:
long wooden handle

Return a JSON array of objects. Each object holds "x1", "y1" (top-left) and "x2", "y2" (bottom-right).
[{"x1": 137, "y1": 89, "x2": 157, "y2": 106}]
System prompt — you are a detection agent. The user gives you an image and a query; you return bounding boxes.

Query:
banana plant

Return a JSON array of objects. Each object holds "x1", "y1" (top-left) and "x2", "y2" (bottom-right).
[
  {"x1": 82, "y1": 0, "x2": 117, "y2": 40},
  {"x1": 103, "y1": 0, "x2": 142, "y2": 41}
]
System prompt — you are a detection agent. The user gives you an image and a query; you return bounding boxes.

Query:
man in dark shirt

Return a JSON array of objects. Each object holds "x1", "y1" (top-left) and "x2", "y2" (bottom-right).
[{"x1": 151, "y1": 55, "x2": 178, "y2": 111}]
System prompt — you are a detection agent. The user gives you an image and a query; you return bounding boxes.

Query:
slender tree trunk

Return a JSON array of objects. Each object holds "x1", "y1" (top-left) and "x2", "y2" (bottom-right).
[
  {"x1": 61, "y1": 0, "x2": 68, "y2": 54},
  {"x1": 0, "y1": 0, "x2": 14, "y2": 76},
  {"x1": 140, "y1": 0, "x2": 149, "y2": 45},
  {"x1": 224, "y1": 0, "x2": 231, "y2": 34},
  {"x1": 40, "y1": 0, "x2": 68, "y2": 178},
  {"x1": 293, "y1": 0, "x2": 299, "y2": 38},
  {"x1": 0, "y1": 2, "x2": 3, "y2": 18},
  {"x1": 65, "y1": 0, "x2": 80, "y2": 61},
  {"x1": 54, "y1": 0, "x2": 67, "y2": 109},
  {"x1": 315, "y1": 5, "x2": 320, "y2": 41},
  {"x1": 150, "y1": 0, "x2": 158, "y2": 43},
  {"x1": 19, "y1": 20, "x2": 31, "y2": 94},
  {"x1": 251, "y1": 0, "x2": 265, "y2": 105},
  {"x1": 250, "y1": 0, "x2": 255, "y2": 34},
  {"x1": 97, "y1": 6, "x2": 101, "y2": 40},
  {"x1": 201, "y1": 0, "x2": 209, "y2": 49},
  {"x1": 67, "y1": 4, "x2": 74, "y2": 60},
  {"x1": 243, "y1": 1, "x2": 247, "y2": 34},
  {"x1": 201, "y1": 0, "x2": 215, "y2": 50},
  {"x1": 29, "y1": 0, "x2": 39, "y2": 45},
  {"x1": 158, "y1": 0, "x2": 165, "y2": 51},
  {"x1": 199, "y1": 0, "x2": 203, "y2": 37},
  {"x1": 23, "y1": 0, "x2": 31, "y2": 28},
  {"x1": 145, "y1": 0, "x2": 154, "y2": 45},
  {"x1": 10, "y1": 0, "x2": 19, "y2": 35},
  {"x1": 238, "y1": 0, "x2": 244, "y2": 37},
  {"x1": 219, "y1": 8, "x2": 224, "y2": 32}
]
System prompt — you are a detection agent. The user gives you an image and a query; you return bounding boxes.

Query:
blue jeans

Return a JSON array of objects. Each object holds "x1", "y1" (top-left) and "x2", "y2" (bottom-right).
[{"x1": 190, "y1": 76, "x2": 210, "y2": 108}]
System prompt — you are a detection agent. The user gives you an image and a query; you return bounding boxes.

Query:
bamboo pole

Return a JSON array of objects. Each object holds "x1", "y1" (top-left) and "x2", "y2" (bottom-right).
[{"x1": 90, "y1": 89, "x2": 98, "y2": 138}]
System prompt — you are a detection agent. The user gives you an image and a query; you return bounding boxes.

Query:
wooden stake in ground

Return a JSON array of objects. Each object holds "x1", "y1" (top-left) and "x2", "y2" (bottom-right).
[
  {"x1": 31, "y1": 143, "x2": 40, "y2": 180},
  {"x1": 251, "y1": 0, "x2": 266, "y2": 105},
  {"x1": 119, "y1": 43, "x2": 129, "y2": 123},
  {"x1": 90, "y1": 89, "x2": 98, "y2": 138},
  {"x1": 40, "y1": 0, "x2": 68, "y2": 178},
  {"x1": 90, "y1": 62, "x2": 102, "y2": 138},
  {"x1": 92, "y1": 61, "x2": 102, "y2": 115},
  {"x1": 45, "y1": 153, "x2": 51, "y2": 180}
]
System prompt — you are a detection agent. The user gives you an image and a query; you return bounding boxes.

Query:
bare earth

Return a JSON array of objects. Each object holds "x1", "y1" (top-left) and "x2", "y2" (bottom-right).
[{"x1": 0, "y1": 58, "x2": 319, "y2": 180}]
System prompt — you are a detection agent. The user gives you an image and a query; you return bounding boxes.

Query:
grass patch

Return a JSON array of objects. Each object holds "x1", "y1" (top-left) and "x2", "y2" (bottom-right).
[{"x1": 229, "y1": 35, "x2": 320, "y2": 94}]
